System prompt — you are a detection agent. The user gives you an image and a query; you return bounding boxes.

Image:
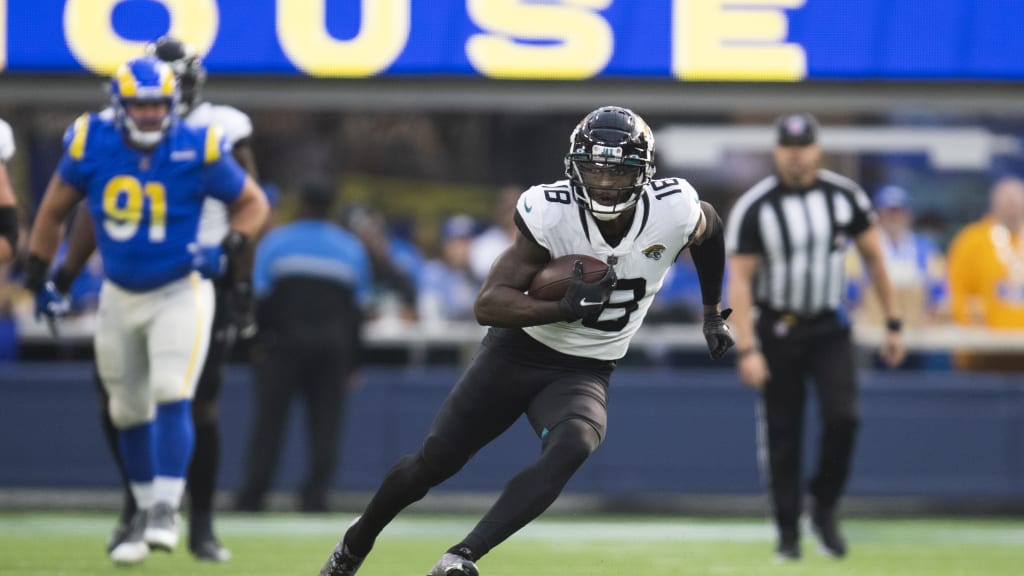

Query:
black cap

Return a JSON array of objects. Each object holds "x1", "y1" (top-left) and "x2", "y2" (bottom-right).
[{"x1": 775, "y1": 113, "x2": 819, "y2": 146}]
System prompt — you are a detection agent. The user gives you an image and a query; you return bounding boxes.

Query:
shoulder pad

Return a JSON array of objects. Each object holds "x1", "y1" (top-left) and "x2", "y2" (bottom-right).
[
  {"x1": 63, "y1": 114, "x2": 92, "y2": 161},
  {"x1": 203, "y1": 124, "x2": 228, "y2": 164}
]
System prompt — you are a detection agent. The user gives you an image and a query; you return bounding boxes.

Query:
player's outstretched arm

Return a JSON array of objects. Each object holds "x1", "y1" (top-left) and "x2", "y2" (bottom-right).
[
  {"x1": 51, "y1": 207, "x2": 97, "y2": 293},
  {"x1": 24, "y1": 174, "x2": 81, "y2": 293},
  {"x1": 226, "y1": 176, "x2": 270, "y2": 244},
  {"x1": 475, "y1": 231, "x2": 566, "y2": 328},
  {"x1": 689, "y1": 201, "x2": 735, "y2": 359}
]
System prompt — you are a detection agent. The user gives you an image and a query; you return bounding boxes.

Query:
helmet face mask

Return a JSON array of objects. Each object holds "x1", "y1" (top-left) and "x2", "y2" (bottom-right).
[
  {"x1": 109, "y1": 56, "x2": 180, "y2": 149},
  {"x1": 565, "y1": 106, "x2": 656, "y2": 221},
  {"x1": 146, "y1": 36, "x2": 206, "y2": 116}
]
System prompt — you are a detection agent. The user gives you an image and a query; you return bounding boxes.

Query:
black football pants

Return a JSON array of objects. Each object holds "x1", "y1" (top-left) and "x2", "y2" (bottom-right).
[{"x1": 756, "y1": 311, "x2": 860, "y2": 539}]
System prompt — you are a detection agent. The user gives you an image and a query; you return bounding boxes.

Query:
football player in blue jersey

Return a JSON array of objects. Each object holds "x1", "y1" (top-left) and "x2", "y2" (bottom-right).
[
  {"x1": 24, "y1": 56, "x2": 268, "y2": 565},
  {"x1": 53, "y1": 36, "x2": 261, "y2": 562}
]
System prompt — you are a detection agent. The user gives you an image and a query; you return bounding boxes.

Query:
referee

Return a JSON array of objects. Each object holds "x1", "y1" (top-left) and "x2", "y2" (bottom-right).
[{"x1": 724, "y1": 113, "x2": 905, "y2": 561}]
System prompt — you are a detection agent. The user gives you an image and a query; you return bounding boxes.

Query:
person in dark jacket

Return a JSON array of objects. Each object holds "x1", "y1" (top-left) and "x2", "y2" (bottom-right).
[{"x1": 236, "y1": 183, "x2": 372, "y2": 513}]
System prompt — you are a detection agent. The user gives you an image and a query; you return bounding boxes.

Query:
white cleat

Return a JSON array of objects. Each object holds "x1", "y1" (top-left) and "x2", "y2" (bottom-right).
[
  {"x1": 109, "y1": 511, "x2": 150, "y2": 565},
  {"x1": 144, "y1": 502, "x2": 180, "y2": 552}
]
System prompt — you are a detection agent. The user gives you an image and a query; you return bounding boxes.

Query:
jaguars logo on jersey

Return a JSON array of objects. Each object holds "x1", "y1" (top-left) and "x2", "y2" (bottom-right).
[{"x1": 642, "y1": 244, "x2": 666, "y2": 260}]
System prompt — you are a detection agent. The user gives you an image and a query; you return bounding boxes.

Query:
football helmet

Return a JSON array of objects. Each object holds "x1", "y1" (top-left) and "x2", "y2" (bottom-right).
[
  {"x1": 146, "y1": 36, "x2": 206, "y2": 116},
  {"x1": 109, "y1": 56, "x2": 179, "y2": 149},
  {"x1": 564, "y1": 106, "x2": 655, "y2": 221}
]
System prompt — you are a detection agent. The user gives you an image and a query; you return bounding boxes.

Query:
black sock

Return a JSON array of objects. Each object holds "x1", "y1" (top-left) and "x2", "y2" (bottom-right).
[
  {"x1": 446, "y1": 545, "x2": 476, "y2": 562},
  {"x1": 99, "y1": 390, "x2": 136, "y2": 524},
  {"x1": 188, "y1": 421, "x2": 220, "y2": 533}
]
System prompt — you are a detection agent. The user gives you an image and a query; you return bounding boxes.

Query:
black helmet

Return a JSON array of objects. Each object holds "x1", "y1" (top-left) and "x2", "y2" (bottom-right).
[
  {"x1": 145, "y1": 36, "x2": 206, "y2": 115},
  {"x1": 564, "y1": 106, "x2": 655, "y2": 221}
]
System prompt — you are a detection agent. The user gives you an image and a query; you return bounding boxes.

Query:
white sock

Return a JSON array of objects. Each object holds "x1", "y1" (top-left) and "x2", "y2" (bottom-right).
[
  {"x1": 129, "y1": 481, "x2": 154, "y2": 511},
  {"x1": 153, "y1": 476, "x2": 186, "y2": 508}
]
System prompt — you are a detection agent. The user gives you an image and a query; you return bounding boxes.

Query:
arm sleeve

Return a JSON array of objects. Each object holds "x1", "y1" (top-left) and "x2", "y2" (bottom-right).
[{"x1": 690, "y1": 201, "x2": 726, "y2": 306}]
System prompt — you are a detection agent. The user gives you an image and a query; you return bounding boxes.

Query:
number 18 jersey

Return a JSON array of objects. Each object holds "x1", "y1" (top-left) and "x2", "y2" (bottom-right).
[
  {"x1": 516, "y1": 178, "x2": 703, "y2": 360},
  {"x1": 57, "y1": 114, "x2": 247, "y2": 292}
]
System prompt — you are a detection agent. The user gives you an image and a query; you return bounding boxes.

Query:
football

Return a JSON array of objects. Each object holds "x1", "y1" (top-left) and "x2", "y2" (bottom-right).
[{"x1": 528, "y1": 254, "x2": 610, "y2": 301}]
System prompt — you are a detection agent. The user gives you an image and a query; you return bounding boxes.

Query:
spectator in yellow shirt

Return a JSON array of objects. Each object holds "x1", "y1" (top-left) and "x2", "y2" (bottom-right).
[{"x1": 947, "y1": 176, "x2": 1024, "y2": 370}]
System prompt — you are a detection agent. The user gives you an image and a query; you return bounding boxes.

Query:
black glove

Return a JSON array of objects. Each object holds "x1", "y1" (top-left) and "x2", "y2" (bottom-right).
[
  {"x1": 702, "y1": 308, "x2": 735, "y2": 360},
  {"x1": 227, "y1": 280, "x2": 258, "y2": 341},
  {"x1": 559, "y1": 260, "x2": 617, "y2": 322}
]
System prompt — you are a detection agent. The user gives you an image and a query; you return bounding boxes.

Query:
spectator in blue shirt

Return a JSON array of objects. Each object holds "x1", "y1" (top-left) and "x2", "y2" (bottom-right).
[
  {"x1": 419, "y1": 214, "x2": 481, "y2": 325},
  {"x1": 846, "y1": 185, "x2": 947, "y2": 327},
  {"x1": 237, "y1": 183, "x2": 372, "y2": 513}
]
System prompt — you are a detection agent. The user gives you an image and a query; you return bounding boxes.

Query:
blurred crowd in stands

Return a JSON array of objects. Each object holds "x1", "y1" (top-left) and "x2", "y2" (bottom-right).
[{"x1": 8, "y1": 174, "x2": 1024, "y2": 364}]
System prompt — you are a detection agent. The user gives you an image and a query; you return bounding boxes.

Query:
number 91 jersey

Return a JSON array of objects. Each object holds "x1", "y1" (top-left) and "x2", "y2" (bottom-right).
[
  {"x1": 57, "y1": 113, "x2": 247, "y2": 292},
  {"x1": 516, "y1": 178, "x2": 703, "y2": 361}
]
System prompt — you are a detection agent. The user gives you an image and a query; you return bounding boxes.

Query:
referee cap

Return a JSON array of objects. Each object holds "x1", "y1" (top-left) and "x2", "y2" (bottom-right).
[{"x1": 775, "y1": 113, "x2": 819, "y2": 147}]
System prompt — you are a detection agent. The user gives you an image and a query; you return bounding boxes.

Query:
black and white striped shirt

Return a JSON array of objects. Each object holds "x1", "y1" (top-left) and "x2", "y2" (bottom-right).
[{"x1": 725, "y1": 169, "x2": 875, "y2": 315}]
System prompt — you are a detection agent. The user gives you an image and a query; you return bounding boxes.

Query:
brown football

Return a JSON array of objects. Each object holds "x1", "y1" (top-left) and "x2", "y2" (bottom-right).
[{"x1": 528, "y1": 254, "x2": 610, "y2": 301}]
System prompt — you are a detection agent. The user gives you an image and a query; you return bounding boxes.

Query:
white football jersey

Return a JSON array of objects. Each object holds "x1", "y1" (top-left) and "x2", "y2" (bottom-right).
[
  {"x1": 518, "y1": 178, "x2": 703, "y2": 360},
  {"x1": 98, "y1": 103, "x2": 254, "y2": 244},
  {"x1": 0, "y1": 118, "x2": 15, "y2": 162},
  {"x1": 186, "y1": 103, "x2": 253, "y2": 245}
]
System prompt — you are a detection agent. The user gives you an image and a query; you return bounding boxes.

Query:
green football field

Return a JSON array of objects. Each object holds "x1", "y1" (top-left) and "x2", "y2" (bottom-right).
[{"x1": 2, "y1": 512, "x2": 1022, "y2": 575}]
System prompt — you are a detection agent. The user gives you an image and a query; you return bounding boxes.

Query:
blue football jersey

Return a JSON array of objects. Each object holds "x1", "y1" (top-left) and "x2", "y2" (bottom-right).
[{"x1": 58, "y1": 114, "x2": 247, "y2": 291}]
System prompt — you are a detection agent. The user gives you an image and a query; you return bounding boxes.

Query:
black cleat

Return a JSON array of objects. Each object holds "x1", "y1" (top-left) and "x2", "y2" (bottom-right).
[
  {"x1": 191, "y1": 535, "x2": 232, "y2": 562},
  {"x1": 811, "y1": 507, "x2": 847, "y2": 558},
  {"x1": 320, "y1": 540, "x2": 364, "y2": 576},
  {"x1": 427, "y1": 553, "x2": 479, "y2": 576},
  {"x1": 775, "y1": 531, "x2": 801, "y2": 563}
]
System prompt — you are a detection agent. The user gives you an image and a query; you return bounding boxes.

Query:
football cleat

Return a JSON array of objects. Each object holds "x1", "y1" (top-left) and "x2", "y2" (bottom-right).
[
  {"x1": 105, "y1": 519, "x2": 130, "y2": 554},
  {"x1": 427, "y1": 553, "x2": 479, "y2": 576},
  {"x1": 144, "y1": 502, "x2": 180, "y2": 552},
  {"x1": 190, "y1": 534, "x2": 231, "y2": 562},
  {"x1": 109, "y1": 510, "x2": 149, "y2": 565},
  {"x1": 811, "y1": 506, "x2": 848, "y2": 558},
  {"x1": 319, "y1": 540, "x2": 364, "y2": 576},
  {"x1": 774, "y1": 530, "x2": 801, "y2": 563}
]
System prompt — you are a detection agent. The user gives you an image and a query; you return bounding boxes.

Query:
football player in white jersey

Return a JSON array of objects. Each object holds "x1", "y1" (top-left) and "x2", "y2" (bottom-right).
[
  {"x1": 319, "y1": 106, "x2": 734, "y2": 576},
  {"x1": 0, "y1": 118, "x2": 19, "y2": 264},
  {"x1": 51, "y1": 36, "x2": 259, "y2": 562}
]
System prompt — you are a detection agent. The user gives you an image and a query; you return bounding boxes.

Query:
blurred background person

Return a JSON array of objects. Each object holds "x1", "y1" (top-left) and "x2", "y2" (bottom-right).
[
  {"x1": 344, "y1": 205, "x2": 420, "y2": 324},
  {"x1": 726, "y1": 113, "x2": 905, "y2": 562},
  {"x1": 236, "y1": 183, "x2": 371, "y2": 513},
  {"x1": 49, "y1": 36, "x2": 262, "y2": 561},
  {"x1": 418, "y1": 214, "x2": 481, "y2": 325},
  {"x1": 947, "y1": 176, "x2": 1024, "y2": 371},
  {"x1": 468, "y1": 184, "x2": 520, "y2": 283},
  {"x1": 846, "y1": 185, "x2": 948, "y2": 328}
]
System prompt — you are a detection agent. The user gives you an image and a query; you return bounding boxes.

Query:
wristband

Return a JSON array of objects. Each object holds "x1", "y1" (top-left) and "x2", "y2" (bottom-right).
[
  {"x1": 885, "y1": 318, "x2": 903, "y2": 333},
  {"x1": 24, "y1": 253, "x2": 50, "y2": 293},
  {"x1": 52, "y1": 266, "x2": 76, "y2": 294},
  {"x1": 736, "y1": 347, "x2": 758, "y2": 358}
]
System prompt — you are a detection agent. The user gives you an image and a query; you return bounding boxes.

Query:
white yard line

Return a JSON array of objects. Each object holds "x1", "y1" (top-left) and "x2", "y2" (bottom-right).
[{"x1": 2, "y1": 515, "x2": 1023, "y2": 545}]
